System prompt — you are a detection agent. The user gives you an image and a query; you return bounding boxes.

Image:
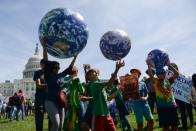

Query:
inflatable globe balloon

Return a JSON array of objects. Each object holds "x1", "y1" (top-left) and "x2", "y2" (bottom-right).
[
  {"x1": 147, "y1": 49, "x2": 170, "y2": 74},
  {"x1": 39, "y1": 8, "x2": 88, "y2": 58},
  {"x1": 100, "y1": 30, "x2": 131, "y2": 61}
]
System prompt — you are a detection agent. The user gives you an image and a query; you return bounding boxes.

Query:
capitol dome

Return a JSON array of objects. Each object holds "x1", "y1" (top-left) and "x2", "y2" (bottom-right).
[{"x1": 23, "y1": 44, "x2": 42, "y2": 78}]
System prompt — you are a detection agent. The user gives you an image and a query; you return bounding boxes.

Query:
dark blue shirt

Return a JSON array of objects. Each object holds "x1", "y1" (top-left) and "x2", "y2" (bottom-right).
[
  {"x1": 139, "y1": 81, "x2": 148, "y2": 97},
  {"x1": 44, "y1": 61, "x2": 70, "y2": 102},
  {"x1": 132, "y1": 81, "x2": 149, "y2": 105},
  {"x1": 33, "y1": 70, "x2": 47, "y2": 100}
]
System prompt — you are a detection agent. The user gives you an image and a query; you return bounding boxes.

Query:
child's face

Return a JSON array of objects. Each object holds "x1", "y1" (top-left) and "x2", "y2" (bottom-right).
[
  {"x1": 69, "y1": 67, "x2": 78, "y2": 76},
  {"x1": 70, "y1": 71, "x2": 78, "y2": 77},
  {"x1": 131, "y1": 71, "x2": 140, "y2": 79},
  {"x1": 87, "y1": 70, "x2": 99, "y2": 82}
]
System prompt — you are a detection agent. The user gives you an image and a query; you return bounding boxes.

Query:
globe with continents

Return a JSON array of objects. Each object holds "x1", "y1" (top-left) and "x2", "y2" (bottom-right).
[
  {"x1": 100, "y1": 30, "x2": 131, "y2": 61},
  {"x1": 147, "y1": 49, "x2": 170, "y2": 71},
  {"x1": 39, "y1": 8, "x2": 89, "y2": 58}
]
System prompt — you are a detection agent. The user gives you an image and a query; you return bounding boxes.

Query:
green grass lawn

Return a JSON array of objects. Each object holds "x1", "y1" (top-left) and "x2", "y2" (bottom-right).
[
  {"x1": 0, "y1": 112, "x2": 195, "y2": 131},
  {"x1": 0, "y1": 114, "x2": 48, "y2": 131}
]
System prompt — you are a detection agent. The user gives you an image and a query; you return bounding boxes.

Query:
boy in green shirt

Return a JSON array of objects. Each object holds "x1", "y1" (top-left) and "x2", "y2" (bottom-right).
[{"x1": 86, "y1": 60, "x2": 125, "y2": 131}]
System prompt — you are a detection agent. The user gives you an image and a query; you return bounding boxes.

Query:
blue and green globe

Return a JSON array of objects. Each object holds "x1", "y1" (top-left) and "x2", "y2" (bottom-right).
[
  {"x1": 39, "y1": 8, "x2": 89, "y2": 58},
  {"x1": 147, "y1": 49, "x2": 170, "y2": 74},
  {"x1": 100, "y1": 30, "x2": 131, "y2": 61}
]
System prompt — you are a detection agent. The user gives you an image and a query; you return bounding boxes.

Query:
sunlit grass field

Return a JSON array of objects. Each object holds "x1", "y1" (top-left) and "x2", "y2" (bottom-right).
[{"x1": 0, "y1": 111, "x2": 195, "y2": 131}]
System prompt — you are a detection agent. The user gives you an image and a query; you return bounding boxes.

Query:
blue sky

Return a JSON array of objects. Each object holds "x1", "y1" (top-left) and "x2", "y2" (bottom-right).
[{"x1": 0, "y1": 0, "x2": 196, "y2": 82}]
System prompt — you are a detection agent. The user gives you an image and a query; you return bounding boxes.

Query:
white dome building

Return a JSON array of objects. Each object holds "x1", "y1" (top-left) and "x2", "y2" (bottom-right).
[
  {"x1": 14, "y1": 44, "x2": 42, "y2": 100},
  {"x1": 23, "y1": 44, "x2": 41, "y2": 79}
]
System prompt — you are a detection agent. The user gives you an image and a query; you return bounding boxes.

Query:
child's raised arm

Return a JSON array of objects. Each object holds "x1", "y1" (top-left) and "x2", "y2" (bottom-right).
[
  {"x1": 105, "y1": 60, "x2": 125, "y2": 89},
  {"x1": 40, "y1": 37, "x2": 48, "y2": 61},
  {"x1": 83, "y1": 64, "x2": 91, "y2": 83},
  {"x1": 167, "y1": 63, "x2": 179, "y2": 80},
  {"x1": 146, "y1": 59, "x2": 155, "y2": 81},
  {"x1": 58, "y1": 55, "x2": 78, "y2": 78},
  {"x1": 69, "y1": 55, "x2": 77, "y2": 68}
]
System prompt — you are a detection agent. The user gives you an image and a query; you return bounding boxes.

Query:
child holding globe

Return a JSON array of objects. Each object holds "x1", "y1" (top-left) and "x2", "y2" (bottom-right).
[{"x1": 146, "y1": 60, "x2": 179, "y2": 131}]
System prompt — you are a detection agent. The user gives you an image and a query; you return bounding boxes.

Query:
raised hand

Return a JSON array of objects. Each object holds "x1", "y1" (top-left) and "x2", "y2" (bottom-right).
[
  {"x1": 105, "y1": 60, "x2": 125, "y2": 89},
  {"x1": 116, "y1": 60, "x2": 125, "y2": 69},
  {"x1": 83, "y1": 64, "x2": 91, "y2": 71}
]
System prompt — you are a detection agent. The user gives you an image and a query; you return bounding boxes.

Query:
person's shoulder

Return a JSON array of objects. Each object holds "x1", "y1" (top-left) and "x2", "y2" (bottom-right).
[
  {"x1": 42, "y1": 60, "x2": 51, "y2": 63},
  {"x1": 72, "y1": 77, "x2": 81, "y2": 82},
  {"x1": 35, "y1": 69, "x2": 43, "y2": 74},
  {"x1": 45, "y1": 60, "x2": 53, "y2": 65},
  {"x1": 34, "y1": 70, "x2": 43, "y2": 80},
  {"x1": 93, "y1": 81, "x2": 105, "y2": 86},
  {"x1": 34, "y1": 69, "x2": 43, "y2": 75},
  {"x1": 88, "y1": 81, "x2": 104, "y2": 89}
]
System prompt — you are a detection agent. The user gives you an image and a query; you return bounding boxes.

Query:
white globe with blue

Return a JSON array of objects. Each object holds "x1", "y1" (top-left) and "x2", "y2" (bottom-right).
[
  {"x1": 39, "y1": 8, "x2": 89, "y2": 58},
  {"x1": 100, "y1": 30, "x2": 131, "y2": 61},
  {"x1": 147, "y1": 49, "x2": 170, "y2": 74}
]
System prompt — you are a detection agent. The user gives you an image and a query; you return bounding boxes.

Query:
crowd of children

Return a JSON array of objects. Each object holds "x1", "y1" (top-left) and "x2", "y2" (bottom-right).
[{"x1": 28, "y1": 38, "x2": 196, "y2": 131}]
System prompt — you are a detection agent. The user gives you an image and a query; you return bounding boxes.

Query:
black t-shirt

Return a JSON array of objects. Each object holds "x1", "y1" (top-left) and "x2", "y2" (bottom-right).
[
  {"x1": 33, "y1": 70, "x2": 47, "y2": 100},
  {"x1": 13, "y1": 95, "x2": 20, "y2": 107},
  {"x1": 8, "y1": 97, "x2": 14, "y2": 106},
  {"x1": 43, "y1": 60, "x2": 70, "y2": 102}
]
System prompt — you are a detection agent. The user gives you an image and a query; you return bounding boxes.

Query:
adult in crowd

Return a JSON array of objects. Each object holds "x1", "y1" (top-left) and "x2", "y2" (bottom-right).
[
  {"x1": 10, "y1": 93, "x2": 19, "y2": 121},
  {"x1": 130, "y1": 69, "x2": 153, "y2": 131},
  {"x1": 16, "y1": 90, "x2": 25, "y2": 121},
  {"x1": 33, "y1": 59, "x2": 48, "y2": 131},
  {"x1": 145, "y1": 69, "x2": 156, "y2": 114},
  {"x1": 147, "y1": 61, "x2": 179, "y2": 131},
  {"x1": 169, "y1": 63, "x2": 194, "y2": 130},
  {"x1": 169, "y1": 63, "x2": 188, "y2": 130},
  {"x1": 41, "y1": 38, "x2": 77, "y2": 131}
]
